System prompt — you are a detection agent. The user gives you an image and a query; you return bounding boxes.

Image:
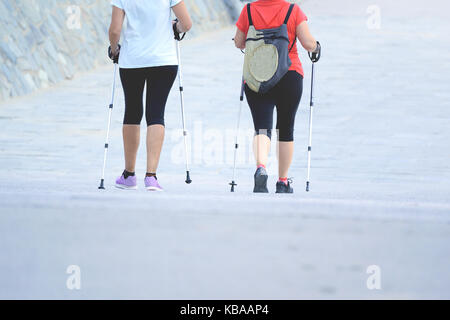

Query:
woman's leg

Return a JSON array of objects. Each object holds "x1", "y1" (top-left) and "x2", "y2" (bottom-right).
[
  {"x1": 245, "y1": 86, "x2": 276, "y2": 193},
  {"x1": 145, "y1": 66, "x2": 178, "y2": 174},
  {"x1": 253, "y1": 134, "x2": 271, "y2": 167},
  {"x1": 245, "y1": 85, "x2": 275, "y2": 167},
  {"x1": 275, "y1": 71, "x2": 303, "y2": 179},
  {"x1": 146, "y1": 125, "x2": 165, "y2": 173},
  {"x1": 120, "y1": 68, "x2": 146, "y2": 173},
  {"x1": 123, "y1": 125, "x2": 140, "y2": 172},
  {"x1": 277, "y1": 141, "x2": 294, "y2": 179}
]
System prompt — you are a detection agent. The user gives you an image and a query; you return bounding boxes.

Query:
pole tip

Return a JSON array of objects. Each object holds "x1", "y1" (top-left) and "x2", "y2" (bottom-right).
[{"x1": 185, "y1": 171, "x2": 192, "y2": 184}]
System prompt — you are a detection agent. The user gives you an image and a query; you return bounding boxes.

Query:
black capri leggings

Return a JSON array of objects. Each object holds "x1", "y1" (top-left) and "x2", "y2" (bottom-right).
[
  {"x1": 119, "y1": 65, "x2": 178, "y2": 126},
  {"x1": 245, "y1": 71, "x2": 303, "y2": 142}
]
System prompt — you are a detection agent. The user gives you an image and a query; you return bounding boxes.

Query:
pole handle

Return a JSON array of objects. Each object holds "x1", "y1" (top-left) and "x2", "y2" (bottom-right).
[
  {"x1": 173, "y1": 19, "x2": 186, "y2": 41},
  {"x1": 308, "y1": 41, "x2": 321, "y2": 63}
]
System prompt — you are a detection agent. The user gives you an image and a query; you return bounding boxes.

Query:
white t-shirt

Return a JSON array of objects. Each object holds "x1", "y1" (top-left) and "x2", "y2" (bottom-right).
[{"x1": 111, "y1": 0, "x2": 182, "y2": 69}]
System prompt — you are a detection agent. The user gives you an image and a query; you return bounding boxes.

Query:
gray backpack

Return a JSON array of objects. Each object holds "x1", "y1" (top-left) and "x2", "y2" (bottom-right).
[{"x1": 243, "y1": 3, "x2": 296, "y2": 94}]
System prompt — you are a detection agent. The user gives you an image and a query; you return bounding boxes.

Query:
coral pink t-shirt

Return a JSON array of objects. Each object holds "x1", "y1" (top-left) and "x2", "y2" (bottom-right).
[{"x1": 236, "y1": 0, "x2": 308, "y2": 77}]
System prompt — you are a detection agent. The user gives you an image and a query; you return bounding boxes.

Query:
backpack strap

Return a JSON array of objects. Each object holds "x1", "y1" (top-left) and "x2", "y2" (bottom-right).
[
  {"x1": 247, "y1": 3, "x2": 254, "y2": 26},
  {"x1": 284, "y1": 4, "x2": 296, "y2": 52},
  {"x1": 288, "y1": 39, "x2": 296, "y2": 52},
  {"x1": 283, "y1": 3, "x2": 295, "y2": 25}
]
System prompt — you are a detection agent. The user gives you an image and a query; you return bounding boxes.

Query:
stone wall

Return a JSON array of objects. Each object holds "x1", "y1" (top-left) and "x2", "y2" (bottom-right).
[{"x1": 0, "y1": 0, "x2": 242, "y2": 101}]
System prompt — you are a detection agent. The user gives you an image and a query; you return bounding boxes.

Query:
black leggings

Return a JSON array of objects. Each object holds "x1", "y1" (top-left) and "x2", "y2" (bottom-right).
[
  {"x1": 245, "y1": 71, "x2": 303, "y2": 142},
  {"x1": 119, "y1": 66, "x2": 178, "y2": 126}
]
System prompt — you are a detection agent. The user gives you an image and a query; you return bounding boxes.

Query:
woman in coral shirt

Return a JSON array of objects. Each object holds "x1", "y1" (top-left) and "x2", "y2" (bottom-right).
[{"x1": 234, "y1": 0, "x2": 320, "y2": 194}]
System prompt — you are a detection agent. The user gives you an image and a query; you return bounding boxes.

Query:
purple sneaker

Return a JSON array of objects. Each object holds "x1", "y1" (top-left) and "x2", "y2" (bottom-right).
[
  {"x1": 145, "y1": 176, "x2": 163, "y2": 192},
  {"x1": 115, "y1": 173, "x2": 137, "y2": 190}
]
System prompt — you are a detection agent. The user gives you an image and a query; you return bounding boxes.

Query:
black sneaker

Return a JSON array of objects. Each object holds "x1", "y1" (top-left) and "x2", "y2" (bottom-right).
[
  {"x1": 253, "y1": 167, "x2": 269, "y2": 193},
  {"x1": 276, "y1": 179, "x2": 294, "y2": 194}
]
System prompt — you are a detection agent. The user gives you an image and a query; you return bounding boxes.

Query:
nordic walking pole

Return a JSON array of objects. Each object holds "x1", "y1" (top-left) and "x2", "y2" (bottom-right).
[
  {"x1": 306, "y1": 41, "x2": 321, "y2": 192},
  {"x1": 174, "y1": 25, "x2": 192, "y2": 184},
  {"x1": 230, "y1": 77, "x2": 245, "y2": 192},
  {"x1": 305, "y1": 63, "x2": 315, "y2": 192},
  {"x1": 98, "y1": 60, "x2": 118, "y2": 190}
]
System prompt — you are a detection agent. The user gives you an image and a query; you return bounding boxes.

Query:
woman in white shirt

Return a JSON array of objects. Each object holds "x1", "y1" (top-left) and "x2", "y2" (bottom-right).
[{"x1": 108, "y1": 0, "x2": 192, "y2": 191}]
